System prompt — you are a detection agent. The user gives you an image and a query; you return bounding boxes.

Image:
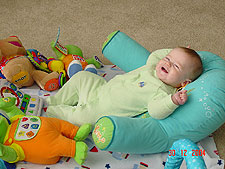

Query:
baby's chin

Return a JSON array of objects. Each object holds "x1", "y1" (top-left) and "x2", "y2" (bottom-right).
[
  {"x1": 156, "y1": 69, "x2": 167, "y2": 81},
  {"x1": 156, "y1": 71, "x2": 167, "y2": 84}
]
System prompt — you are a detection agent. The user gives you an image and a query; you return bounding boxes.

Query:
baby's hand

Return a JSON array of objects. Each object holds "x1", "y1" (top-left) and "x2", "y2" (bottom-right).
[{"x1": 171, "y1": 90, "x2": 188, "y2": 105}]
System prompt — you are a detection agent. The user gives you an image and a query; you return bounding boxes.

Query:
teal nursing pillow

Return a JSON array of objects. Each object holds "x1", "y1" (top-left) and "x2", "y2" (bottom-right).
[
  {"x1": 92, "y1": 31, "x2": 225, "y2": 154},
  {"x1": 102, "y1": 31, "x2": 150, "y2": 72}
]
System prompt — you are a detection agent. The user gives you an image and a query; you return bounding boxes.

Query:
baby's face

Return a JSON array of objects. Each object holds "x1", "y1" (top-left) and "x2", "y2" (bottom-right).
[{"x1": 156, "y1": 48, "x2": 194, "y2": 87}]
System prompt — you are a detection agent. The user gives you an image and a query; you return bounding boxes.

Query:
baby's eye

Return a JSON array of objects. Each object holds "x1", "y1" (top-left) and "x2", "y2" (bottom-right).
[
  {"x1": 174, "y1": 64, "x2": 179, "y2": 69},
  {"x1": 164, "y1": 57, "x2": 170, "y2": 61}
]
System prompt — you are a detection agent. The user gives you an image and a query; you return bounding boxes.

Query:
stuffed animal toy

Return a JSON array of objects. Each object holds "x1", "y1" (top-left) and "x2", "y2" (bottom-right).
[
  {"x1": 0, "y1": 36, "x2": 59, "y2": 91},
  {"x1": 0, "y1": 97, "x2": 92, "y2": 165},
  {"x1": 25, "y1": 49, "x2": 65, "y2": 75},
  {"x1": 26, "y1": 49, "x2": 66, "y2": 88},
  {"x1": 51, "y1": 29, "x2": 103, "y2": 78}
]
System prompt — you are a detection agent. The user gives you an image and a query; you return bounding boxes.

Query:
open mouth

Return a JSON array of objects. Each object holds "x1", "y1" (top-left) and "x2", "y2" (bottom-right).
[{"x1": 161, "y1": 67, "x2": 168, "y2": 73}]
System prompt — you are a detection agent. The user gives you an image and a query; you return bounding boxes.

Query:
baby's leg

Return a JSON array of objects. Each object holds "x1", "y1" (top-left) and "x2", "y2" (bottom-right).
[
  {"x1": 47, "y1": 104, "x2": 98, "y2": 126},
  {"x1": 47, "y1": 94, "x2": 110, "y2": 126},
  {"x1": 46, "y1": 71, "x2": 106, "y2": 106},
  {"x1": 47, "y1": 71, "x2": 107, "y2": 125},
  {"x1": 46, "y1": 72, "x2": 81, "y2": 106}
]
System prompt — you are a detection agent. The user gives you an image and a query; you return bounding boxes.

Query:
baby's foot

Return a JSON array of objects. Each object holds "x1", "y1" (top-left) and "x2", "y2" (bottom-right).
[
  {"x1": 67, "y1": 60, "x2": 83, "y2": 78},
  {"x1": 74, "y1": 124, "x2": 92, "y2": 141},
  {"x1": 74, "y1": 141, "x2": 88, "y2": 165},
  {"x1": 84, "y1": 64, "x2": 97, "y2": 74}
]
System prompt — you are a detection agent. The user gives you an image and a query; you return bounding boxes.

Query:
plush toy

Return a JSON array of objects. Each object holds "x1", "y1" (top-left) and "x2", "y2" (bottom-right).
[
  {"x1": 46, "y1": 57, "x2": 67, "y2": 87},
  {"x1": 165, "y1": 139, "x2": 206, "y2": 169},
  {"x1": 0, "y1": 97, "x2": 92, "y2": 165},
  {"x1": 51, "y1": 28, "x2": 103, "y2": 78},
  {"x1": 26, "y1": 49, "x2": 65, "y2": 75},
  {"x1": 0, "y1": 36, "x2": 59, "y2": 91},
  {"x1": 26, "y1": 48, "x2": 66, "y2": 88},
  {"x1": 0, "y1": 79, "x2": 44, "y2": 116}
]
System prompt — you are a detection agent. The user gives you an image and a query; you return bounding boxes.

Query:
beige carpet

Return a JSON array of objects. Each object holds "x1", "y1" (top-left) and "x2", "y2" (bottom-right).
[{"x1": 0, "y1": 0, "x2": 224, "y2": 161}]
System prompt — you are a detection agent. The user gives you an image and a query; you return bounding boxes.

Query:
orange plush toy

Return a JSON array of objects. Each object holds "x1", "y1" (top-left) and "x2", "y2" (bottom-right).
[
  {"x1": 0, "y1": 97, "x2": 92, "y2": 165},
  {"x1": 0, "y1": 36, "x2": 59, "y2": 91}
]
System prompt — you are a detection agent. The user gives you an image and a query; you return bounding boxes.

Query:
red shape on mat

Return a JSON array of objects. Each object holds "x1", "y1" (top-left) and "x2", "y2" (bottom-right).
[
  {"x1": 43, "y1": 107, "x2": 47, "y2": 112},
  {"x1": 140, "y1": 162, "x2": 148, "y2": 167},
  {"x1": 214, "y1": 150, "x2": 219, "y2": 155},
  {"x1": 90, "y1": 146, "x2": 98, "y2": 152},
  {"x1": 44, "y1": 94, "x2": 50, "y2": 96}
]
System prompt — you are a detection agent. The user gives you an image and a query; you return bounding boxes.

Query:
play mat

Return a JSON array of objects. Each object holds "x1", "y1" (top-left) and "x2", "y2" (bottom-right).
[{"x1": 0, "y1": 65, "x2": 223, "y2": 169}]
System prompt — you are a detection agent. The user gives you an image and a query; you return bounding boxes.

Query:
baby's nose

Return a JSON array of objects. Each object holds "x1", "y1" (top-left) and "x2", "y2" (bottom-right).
[{"x1": 166, "y1": 61, "x2": 172, "y2": 67}]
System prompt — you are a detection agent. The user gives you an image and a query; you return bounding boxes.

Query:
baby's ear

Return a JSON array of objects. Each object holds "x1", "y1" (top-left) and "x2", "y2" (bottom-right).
[{"x1": 181, "y1": 79, "x2": 192, "y2": 87}]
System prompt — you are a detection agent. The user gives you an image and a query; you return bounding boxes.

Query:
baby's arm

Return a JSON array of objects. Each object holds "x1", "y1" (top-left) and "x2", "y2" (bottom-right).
[
  {"x1": 148, "y1": 93, "x2": 178, "y2": 119},
  {"x1": 171, "y1": 90, "x2": 188, "y2": 105},
  {"x1": 148, "y1": 90, "x2": 188, "y2": 119}
]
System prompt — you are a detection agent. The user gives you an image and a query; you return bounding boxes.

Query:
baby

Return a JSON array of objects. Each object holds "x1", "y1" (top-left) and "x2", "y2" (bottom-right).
[
  {"x1": 156, "y1": 47, "x2": 202, "y2": 107},
  {"x1": 46, "y1": 47, "x2": 203, "y2": 125}
]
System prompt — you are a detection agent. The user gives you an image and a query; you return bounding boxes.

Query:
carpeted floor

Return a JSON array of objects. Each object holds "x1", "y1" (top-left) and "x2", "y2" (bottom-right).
[{"x1": 0, "y1": 0, "x2": 224, "y2": 162}]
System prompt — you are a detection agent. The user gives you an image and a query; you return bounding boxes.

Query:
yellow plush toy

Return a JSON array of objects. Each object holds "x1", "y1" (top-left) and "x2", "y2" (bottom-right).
[{"x1": 0, "y1": 36, "x2": 59, "y2": 91}]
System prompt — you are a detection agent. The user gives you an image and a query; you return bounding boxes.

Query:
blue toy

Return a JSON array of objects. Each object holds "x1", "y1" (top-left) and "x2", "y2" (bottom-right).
[
  {"x1": 165, "y1": 139, "x2": 206, "y2": 169},
  {"x1": 92, "y1": 31, "x2": 225, "y2": 154},
  {"x1": 0, "y1": 159, "x2": 16, "y2": 169},
  {"x1": 0, "y1": 71, "x2": 6, "y2": 79}
]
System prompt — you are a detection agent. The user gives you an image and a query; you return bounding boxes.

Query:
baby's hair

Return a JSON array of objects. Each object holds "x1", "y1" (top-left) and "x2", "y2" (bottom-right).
[{"x1": 177, "y1": 47, "x2": 203, "y2": 81}]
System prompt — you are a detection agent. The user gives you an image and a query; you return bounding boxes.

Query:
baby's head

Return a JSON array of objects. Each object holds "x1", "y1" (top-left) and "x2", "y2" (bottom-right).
[{"x1": 156, "y1": 47, "x2": 203, "y2": 88}]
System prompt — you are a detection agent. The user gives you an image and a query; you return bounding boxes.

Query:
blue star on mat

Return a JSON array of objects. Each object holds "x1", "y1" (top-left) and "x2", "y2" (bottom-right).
[
  {"x1": 105, "y1": 163, "x2": 111, "y2": 169},
  {"x1": 217, "y1": 160, "x2": 223, "y2": 165}
]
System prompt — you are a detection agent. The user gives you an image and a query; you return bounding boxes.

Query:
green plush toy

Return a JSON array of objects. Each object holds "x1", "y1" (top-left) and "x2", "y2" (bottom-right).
[
  {"x1": 51, "y1": 28, "x2": 103, "y2": 79},
  {"x1": 51, "y1": 41, "x2": 103, "y2": 68},
  {"x1": 0, "y1": 97, "x2": 92, "y2": 165}
]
